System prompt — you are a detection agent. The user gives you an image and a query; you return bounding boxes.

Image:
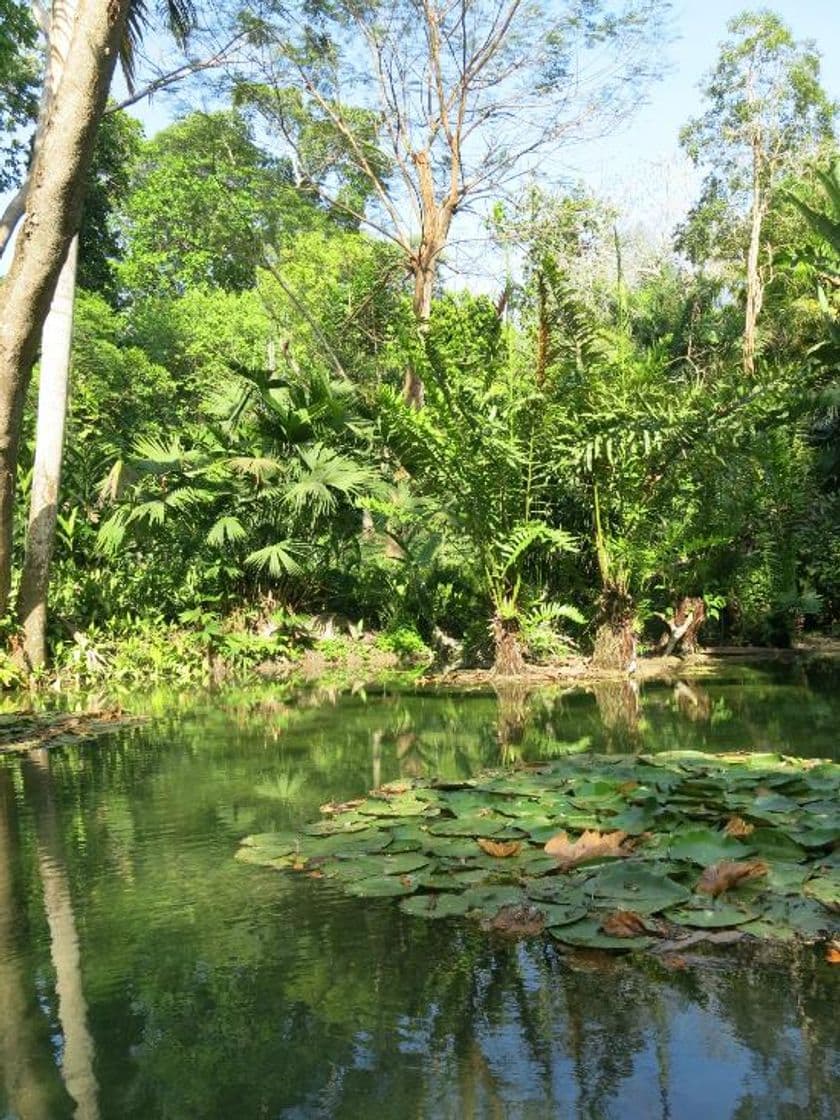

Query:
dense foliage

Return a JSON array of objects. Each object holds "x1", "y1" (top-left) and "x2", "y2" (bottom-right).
[{"x1": 0, "y1": 6, "x2": 838, "y2": 681}]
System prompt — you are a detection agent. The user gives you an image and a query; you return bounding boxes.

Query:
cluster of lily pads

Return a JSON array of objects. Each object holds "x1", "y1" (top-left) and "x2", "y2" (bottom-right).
[{"x1": 237, "y1": 748, "x2": 839, "y2": 950}]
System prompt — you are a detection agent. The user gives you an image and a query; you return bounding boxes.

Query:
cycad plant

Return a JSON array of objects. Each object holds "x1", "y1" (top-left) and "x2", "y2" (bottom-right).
[{"x1": 379, "y1": 292, "x2": 578, "y2": 673}]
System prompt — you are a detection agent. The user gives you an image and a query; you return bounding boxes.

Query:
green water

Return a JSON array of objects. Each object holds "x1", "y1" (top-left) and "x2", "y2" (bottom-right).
[{"x1": 0, "y1": 664, "x2": 838, "y2": 1119}]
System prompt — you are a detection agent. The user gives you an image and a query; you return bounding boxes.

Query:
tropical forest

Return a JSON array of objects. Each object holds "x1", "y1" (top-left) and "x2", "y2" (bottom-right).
[{"x1": 0, "y1": 0, "x2": 838, "y2": 1117}]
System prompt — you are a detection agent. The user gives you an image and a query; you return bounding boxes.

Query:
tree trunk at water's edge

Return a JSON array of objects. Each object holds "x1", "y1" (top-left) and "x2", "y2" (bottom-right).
[
  {"x1": 491, "y1": 615, "x2": 526, "y2": 676},
  {"x1": 0, "y1": 0, "x2": 131, "y2": 613},
  {"x1": 17, "y1": 236, "x2": 79, "y2": 669}
]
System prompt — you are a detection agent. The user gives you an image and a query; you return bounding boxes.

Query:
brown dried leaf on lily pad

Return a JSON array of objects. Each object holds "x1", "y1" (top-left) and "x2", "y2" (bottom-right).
[
  {"x1": 477, "y1": 838, "x2": 522, "y2": 859},
  {"x1": 724, "y1": 816, "x2": 754, "y2": 837},
  {"x1": 697, "y1": 859, "x2": 768, "y2": 898},
  {"x1": 544, "y1": 829, "x2": 631, "y2": 869},
  {"x1": 320, "y1": 799, "x2": 363, "y2": 815},
  {"x1": 600, "y1": 910, "x2": 656, "y2": 939}
]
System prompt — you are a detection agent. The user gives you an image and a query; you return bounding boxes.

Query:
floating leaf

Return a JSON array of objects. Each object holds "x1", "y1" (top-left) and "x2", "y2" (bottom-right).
[
  {"x1": 589, "y1": 864, "x2": 691, "y2": 914},
  {"x1": 345, "y1": 875, "x2": 418, "y2": 898},
  {"x1": 550, "y1": 918, "x2": 654, "y2": 950},
  {"x1": 477, "y1": 838, "x2": 522, "y2": 858},
  {"x1": 804, "y1": 871, "x2": 840, "y2": 912},
  {"x1": 544, "y1": 829, "x2": 631, "y2": 869},
  {"x1": 665, "y1": 905, "x2": 756, "y2": 929},
  {"x1": 600, "y1": 910, "x2": 656, "y2": 938},
  {"x1": 696, "y1": 860, "x2": 768, "y2": 898},
  {"x1": 429, "y1": 816, "x2": 506, "y2": 838},
  {"x1": 724, "y1": 816, "x2": 754, "y2": 837},
  {"x1": 400, "y1": 893, "x2": 472, "y2": 920},
  {"x1": 238, "y1": 746, "x2": 840, "y2": 952},
  {"x1": 669, "y1": 829, "x2": 755, "y2": 866}
]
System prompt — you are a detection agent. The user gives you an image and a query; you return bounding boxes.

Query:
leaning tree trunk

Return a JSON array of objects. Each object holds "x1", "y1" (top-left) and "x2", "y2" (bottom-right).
[
  {"x1": 591, "y1": 585, "x2": 635, "y2": 672},
  {"x1": 17, "y1": 237, "x2": 78, "y2": 669},
  {"x1": 0, "y1": 0, "x2": 131, "y2": 614},
  {"x1": 491, "y1": 614, "x2": 526, "y2": 676}
]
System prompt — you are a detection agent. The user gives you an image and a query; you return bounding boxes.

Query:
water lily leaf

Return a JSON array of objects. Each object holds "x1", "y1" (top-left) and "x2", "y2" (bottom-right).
[
  {"x1": 525, "y1": 877, "x2": 587, "y2": 905},
  {"x1": 428, "y1": 816, "x2": 506, "y2": 838},
  {"x1": 416, "y1": 869, "x2": 489, "y2": 891},
  {"x1": 589, "y1": 864, "x2": 691, "y2": 914},
  {"x1": 804, "y1": 871, "x2": 840, "y2": 911},
  {"x1": 665, "y1": 905, "x2": 756, "y2": 928},
  {"x1": 765, "y1": 862, "x2": 812, "y2": 894},
  {"x1": 746, "y1": 828, "x2": 806, "y2": 862},
  {"x1": 239, "y1": 832, "x2": 300, "y2": 855},
  {"x1": 303, "y1": 816, "x2": 370, "y2": 836},
  {"x1": 748, "y1": 897, "x2": 833, "y2": 939},
  {"x1": 357, "y1": 794, "x2": 430, "y2": 817},
  {"x1": 549, "y1": 918, "x2": 654, "y2": 950},
  {"x1": 787, "y1": 827, "x2": 840, "y2": 849},
  {"x1": 528, "y1": 810, "x2": 603, "y2": 840},
  {"x1": 399, "y1": 893, "x2": 472, "y2": 919},
  {"x1": 696, "y1": 860, "x2": 768, "y2": 898},
  {"x1": 752, "y1": 793, "x2": 801, "y2": 815},
  {"x1": 544, "y1": 829, "x2": 631, "y2": 869},
  {"x1": 606, "y1": 805, "x2": 659, "y2": 834},
  {"x1": 538, "y1": 901, "x2": 589, "y2": 927},
  {"x1": 518, "y1": 851, "x2": 562, "y2": 877},
  {"x1": 669, "y1": 829, "x2": 755, "y2": 866},
  {"x1": 332, "y1": 853, "x2": 430, "y2": 882},
  {"x1": 345, "y1": 875, "x2": 418, "y2": 898},
  {"x1": 422, "y1": 836, "x2": 485, "y2": 859},
  {"x1": 313, "y1": 829, "x2": 393, "y2": 856},
  {"x1": 477, "y1": 838, "x2": 522, "y2": 858},
  {"x1": 462, "y1": 885, "x2": 526, "y2": 916}
]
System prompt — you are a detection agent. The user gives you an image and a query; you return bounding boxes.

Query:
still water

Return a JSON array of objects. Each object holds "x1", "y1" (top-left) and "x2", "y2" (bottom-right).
[{"x1": 0, "y1": 663, "x2": 838, "y2": 1119}]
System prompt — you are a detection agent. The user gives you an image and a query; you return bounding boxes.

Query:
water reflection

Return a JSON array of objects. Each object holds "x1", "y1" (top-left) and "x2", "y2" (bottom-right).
[{"x1": 0, "y1": 667, "x2": 838, "y2": 1118}]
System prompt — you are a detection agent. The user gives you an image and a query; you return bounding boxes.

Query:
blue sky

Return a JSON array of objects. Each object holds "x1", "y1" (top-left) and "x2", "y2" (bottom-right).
[
  {"x1": 557, "y1": 1, "x2": 840, "y2": 241},
  {"x1": 2, "y1": 1, "x2": 838, "y2": 277}
]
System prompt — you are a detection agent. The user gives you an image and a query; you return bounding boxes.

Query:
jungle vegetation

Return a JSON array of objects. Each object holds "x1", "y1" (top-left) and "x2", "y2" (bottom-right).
[{"x1": 0, "y1": 1, "x2": 838, "y2": 681}]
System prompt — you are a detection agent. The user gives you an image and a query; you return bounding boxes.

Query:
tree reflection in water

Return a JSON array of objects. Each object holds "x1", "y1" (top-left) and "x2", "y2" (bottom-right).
[{"x1": 0, "y1": 672, "x2": 837, "y2": 1118}]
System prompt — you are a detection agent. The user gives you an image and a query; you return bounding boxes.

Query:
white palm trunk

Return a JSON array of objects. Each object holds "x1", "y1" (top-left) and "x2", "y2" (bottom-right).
[
  {"x1": 16, "y1": 0, "x2": 80, "y2": 667},
  {"x1": 17, "y1": 236, "x2": 78, "y2": 667}
]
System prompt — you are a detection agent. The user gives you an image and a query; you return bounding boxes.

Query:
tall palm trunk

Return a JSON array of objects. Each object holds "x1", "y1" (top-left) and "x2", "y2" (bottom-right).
[
  {"x1": 17, "y1": 236, "x2": 78, "y2": 668},
  {"x1": 0, "y1": 0, "x2": 131, "y2": 614}
]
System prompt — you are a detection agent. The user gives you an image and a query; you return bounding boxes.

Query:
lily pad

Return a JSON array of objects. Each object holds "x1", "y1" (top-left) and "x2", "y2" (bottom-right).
[
  {"x1": 238, "y1": 746, "x2": 840, "y2": 951},
  {"x1": 588, "y1": 863, "x2": 691, "y2": 914},
  {"x1": 804, "y1": 871, "x2": 840, "y2": 911},
  {"x1": 549, "y1": 918, "x2": 654, "y2": 950},
  {"x1": 665, "y1": 905, "x2": 756, "y2": 928},
  {"x1": 331, "y1": 853, "x2": 430, "y2": 882},
  {"x1": 399, "y1": 893, "x2": 473, "y2": 919},
  {"x1": 669, "y1": 829, "x2": 755, "y2": 866},
  {"x1": 346, "y1": 875, "x2": 418, "y2": 898}
]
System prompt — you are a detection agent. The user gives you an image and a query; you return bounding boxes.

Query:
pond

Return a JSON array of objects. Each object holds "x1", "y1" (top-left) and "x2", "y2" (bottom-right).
[{"x1": 0, "y1": 662, "x2": 838, "y2": 1119}]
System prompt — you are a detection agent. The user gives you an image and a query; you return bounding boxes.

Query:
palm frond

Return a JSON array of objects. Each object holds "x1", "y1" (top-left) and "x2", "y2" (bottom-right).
[{"x1": 245, "y1": 541, "x2": 305, "y2": 578}]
